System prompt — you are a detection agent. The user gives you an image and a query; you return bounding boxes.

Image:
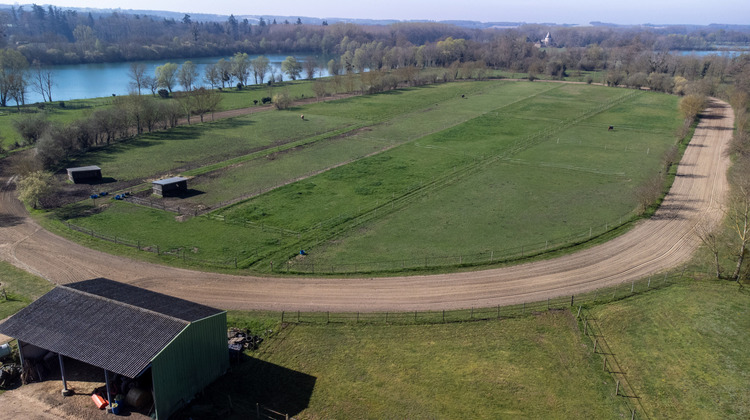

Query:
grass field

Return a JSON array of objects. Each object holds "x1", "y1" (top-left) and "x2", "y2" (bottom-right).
[
  {"x1": 169, "y1": 277, "x2": 750, "y2": 419},
  {"x1": 197, "y1": 310, "x2": 628, "y2": 419},
  {"x1": 0, "y1": 261, "x2": 53, "y2": 321},
  {"x1": 51, "y1": 80, "x2": 682, "y2": 273},
  {"x1": 590, "y1": 280, "x2": 750, "y2": 419}
]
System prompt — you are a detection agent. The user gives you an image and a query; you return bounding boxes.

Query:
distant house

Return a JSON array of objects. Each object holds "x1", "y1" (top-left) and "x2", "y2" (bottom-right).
[
  {"x1": 152, "y1": 176, "x2": 188, "y2": 197},
  {"x1": 0, "y1": 278, "x2": 228, "y2": 420},
  {"x1": 542, "y1": 32, "x2": 554, "y2": 47},
  {"x1": 534, "y1": 32, "x2": 555, "y2": 48},
  {"x1": 66, "y1": 165, "x2": 102, "y2": 183}
]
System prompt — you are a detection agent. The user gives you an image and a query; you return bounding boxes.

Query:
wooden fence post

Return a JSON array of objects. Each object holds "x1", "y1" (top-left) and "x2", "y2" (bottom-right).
[
  {"x1": 615, "y1": 380, "x2": 620, "y2": 396},
  {"x1": 593, "y1": 338, "x2": 598, "y2": 353}
]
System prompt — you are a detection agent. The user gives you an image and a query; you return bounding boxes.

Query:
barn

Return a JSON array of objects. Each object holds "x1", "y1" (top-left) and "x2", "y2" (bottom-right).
[
  {"x1": 66, "y1": 165, "x2": 102, "y2": 183},
  {"x1": 0, "y1": 278, "x2": 228, "y2": 419},
  {"x1": 152, "y1": 177, "x2": 188, "y2": 197}
]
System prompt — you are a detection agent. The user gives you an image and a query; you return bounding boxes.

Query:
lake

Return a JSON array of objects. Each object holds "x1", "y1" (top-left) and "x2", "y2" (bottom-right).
[
  {"x1": 676, "y1": 49, "x2": 748, "y2": 57},
  {"x1": 19, "y1": 54, "x2": 331, "y2": 105}
]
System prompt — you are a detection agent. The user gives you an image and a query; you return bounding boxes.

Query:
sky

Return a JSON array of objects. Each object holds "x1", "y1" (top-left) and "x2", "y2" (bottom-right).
[{"x1": 8, "y1": 0, "x2": 750, "y2": 26}]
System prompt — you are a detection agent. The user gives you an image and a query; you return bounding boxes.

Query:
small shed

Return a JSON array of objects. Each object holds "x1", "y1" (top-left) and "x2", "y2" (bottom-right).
[
  {"x1": 0, "y1": 278, "x2": 228, "y2": 419},
  {"x1": 67, "y1": 165, "x2": 102, "y2": 183},
  {"x1": 152, "y1": 177, "x2": 188, "y2": 197}
]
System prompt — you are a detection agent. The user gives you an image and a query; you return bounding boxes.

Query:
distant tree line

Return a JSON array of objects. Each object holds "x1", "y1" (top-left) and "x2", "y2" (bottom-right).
[{"x1": 0, "y1": 5, "x2": 749, "y2": 66}]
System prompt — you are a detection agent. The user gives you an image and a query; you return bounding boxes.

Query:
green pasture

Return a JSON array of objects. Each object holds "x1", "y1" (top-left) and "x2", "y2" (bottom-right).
[
  {"x1": 203, "y1": 310, "x2": 627, "y2": 419},
  {"x1": 590, "y1": 281, "x2": 750, "y2": 419},
  {"x1": 53, "y1": 81, "x2": 681, "y2": 272},
  {"x1": 0, "y1": 261, "x2": 53, "y2": 320}
]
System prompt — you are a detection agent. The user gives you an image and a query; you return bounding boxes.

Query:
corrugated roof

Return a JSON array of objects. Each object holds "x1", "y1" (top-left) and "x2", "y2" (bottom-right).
[
  {"x1": 152, "y1": 177, "x2": 188, "y2": 185},
  {"x1": 0, "y1": 279, "x2": 223, "y2": 378},
  {"x1": 66, "y1": 165, "x2": 101, "y2": 172},
  {"x1": 67, "y1": 278, "x2": 221, "y2": 322}
]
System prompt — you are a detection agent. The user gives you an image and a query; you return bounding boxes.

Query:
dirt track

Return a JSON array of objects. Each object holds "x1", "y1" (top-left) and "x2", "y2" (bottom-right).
[{"x1": 0, "y1": 98, "x2": 733, "y2": 312}]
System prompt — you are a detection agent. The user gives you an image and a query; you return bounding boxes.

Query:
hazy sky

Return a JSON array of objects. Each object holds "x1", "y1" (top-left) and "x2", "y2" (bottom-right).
[{"x1": 13, "y1": 0, "x2": 750, "y2": 25}]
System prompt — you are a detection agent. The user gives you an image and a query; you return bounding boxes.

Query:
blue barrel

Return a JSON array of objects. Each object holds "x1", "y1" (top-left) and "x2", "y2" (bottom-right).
[{"x1": 0, "y1": 343, "x2": 11, "y2": 359}]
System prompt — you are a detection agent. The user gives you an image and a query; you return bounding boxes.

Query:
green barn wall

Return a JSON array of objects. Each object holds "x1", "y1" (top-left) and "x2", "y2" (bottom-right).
[{"x1": 151, "y1": 312, "x2": 228, "y2": 419}]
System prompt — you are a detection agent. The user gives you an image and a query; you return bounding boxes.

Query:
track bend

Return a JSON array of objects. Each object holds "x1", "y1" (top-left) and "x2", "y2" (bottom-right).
[{"x1": 0, "y1": 98, "x2": 734, "y2": 312}]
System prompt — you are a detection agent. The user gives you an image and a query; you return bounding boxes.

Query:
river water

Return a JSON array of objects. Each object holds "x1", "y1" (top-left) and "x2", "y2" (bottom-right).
[{"x1": 20, "y1": 54, "x2": 330, "y2": 105}]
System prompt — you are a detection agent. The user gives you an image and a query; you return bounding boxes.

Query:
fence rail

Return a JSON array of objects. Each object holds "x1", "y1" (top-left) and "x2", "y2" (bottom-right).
[
  {"x1": 283, "y1": 211, "x2": 636, "y2": 274},
  {"x1": 275, "y1": 269, "x2": 688, "y2": 326},
  {"x1": 580, "y1": 307, "x2": 646, "y2": 419},
  {"x1": 64, "y1": 221, "x2": 238, "y2": 268}
]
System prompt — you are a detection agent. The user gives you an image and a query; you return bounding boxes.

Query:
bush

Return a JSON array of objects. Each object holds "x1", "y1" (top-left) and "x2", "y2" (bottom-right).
[
  {"x1": 261, "y1": 97, "x2": 272, "y2": 104},
  {"x1": 237, "y1": 82, "x2": 244, "y2": 90},
  {"x1": 158, "y1": 89, "x2": 170, "y2": 99},
  {"x1": 272, "y1": 92, "x2": 292, "y2": 110},
  {"x1": 59, "y1": 101, "x2": 66, "y2": 108}
]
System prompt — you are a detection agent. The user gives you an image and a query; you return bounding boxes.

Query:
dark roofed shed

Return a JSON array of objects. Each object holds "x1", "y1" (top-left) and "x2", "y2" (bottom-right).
[
  {"x1": 67, "y1": 165, "x2": 102, "y2": 183},
  {"x1": 152, "y1": 176, "x2": 188, "y2": 197},
  {"x1": 0, "y1": 278, "x2": 228, "y2": 419}
]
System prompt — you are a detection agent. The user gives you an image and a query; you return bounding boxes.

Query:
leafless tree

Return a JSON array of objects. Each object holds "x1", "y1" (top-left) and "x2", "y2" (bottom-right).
[
  {"x1": 128, "y1": 62, "x2": 147, "y2": 95},
  {"x1": 30, "y1": 60, "x2": 53, "y2": 102},
  {"x1": 695, "y1": 219, "x2": 724, "y2": 278}
]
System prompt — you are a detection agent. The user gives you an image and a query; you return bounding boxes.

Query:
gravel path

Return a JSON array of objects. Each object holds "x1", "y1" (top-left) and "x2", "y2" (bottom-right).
[{"x1": 0, "y1": 98, "x2": 733, "y2": 312}]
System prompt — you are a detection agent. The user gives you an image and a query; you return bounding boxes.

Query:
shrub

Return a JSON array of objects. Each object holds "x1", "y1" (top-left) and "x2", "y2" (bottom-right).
[{"x1": 158, "y1": 89, "x2": 170, "y2": 99}]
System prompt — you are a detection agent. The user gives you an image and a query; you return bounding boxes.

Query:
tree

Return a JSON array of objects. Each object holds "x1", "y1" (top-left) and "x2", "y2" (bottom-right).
[
  {"x1": 272, "y1": 90, "x2": 292, "y2": 110},
  {"x1": 191, "y1": 87, "x2": 222, "y2": 122},
  {"x1": 203, "y1": 63, "x2": 221, "y2": 89},
  {"x1": 231, "y1": 52, "x2": 250, "y2": 86},
  {"x1": 0, "y1": 49, "x2": 29, "y2": 107},
  {"x1": 174, "y1": 91, "x2": 195, "y2": 124},
  {"x1": 634, "y1": 171, "x2": 665, "y2": 214},
  {"x1": 250, "y1": 55, "x2": 270, "y2": 85},
  {"x1": 143, "y1": 75, "x2": 158, "y2": 96},
  {"x1": 128, "y1": 62, "x2": 147, "y2": 95},
  {"x1": 216, "y1": 58, "x2": 233, "y2": 88},
  {"x1": 178, "y1": 61, "x2": 198, "y2": 91},
  {"x1": 312, "y1": 79, "x2": 327, "y2": 101},
  {"x1": 16, "y1": 170, "x2": 53, "y2": 209},
  {"x1": 696, "y1": 219, "x2": 724, "y2": 279},
  {"x1": 303, "y1": 56, "x2": 318, "y2": 80},
  {"x1": 155, "y1": 62, "x2": 179, "y2": 93},
  {"x1": 727, "y1": 171, "x2": 750, "y2": 281},
  {"x1": 30, "y1": 60, "x2": 53, "y2": 102},
  {"x1": 679, "y1": 94, "x2": 707, "y2": 123},
  {"x1": 12, "y1": 112, "x2": 50, "y2": 144},
  {"x1": 281, "y1": 56, "x2": 302, "y2": 81},
  {"x1": 114, "y1": 94, "x2": 146, "y2": 134}
]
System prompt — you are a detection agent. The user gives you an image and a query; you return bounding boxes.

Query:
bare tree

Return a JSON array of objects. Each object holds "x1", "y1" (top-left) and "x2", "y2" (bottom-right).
[
  {"x1": 251, "y1": 55, "x2": 270, "y2": 84},
  {"x1": 128, "y1": 62, "x2": 147, "y2": 95},
  {"x1": 30, "y1": 60, "x2": 53, "y2": 102},
  {"x1": 191, "y1": 87, "x2": 222, "y2": 122},
  {"x1": 303, "y1": 56, "x2": 318, "y2": 80},
  {"x1": 695, "y1": 219, "x2": 724, "y2": 278},
  {"x1": 728, "y1": 186, "x2": 750, "y2": 282}
]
